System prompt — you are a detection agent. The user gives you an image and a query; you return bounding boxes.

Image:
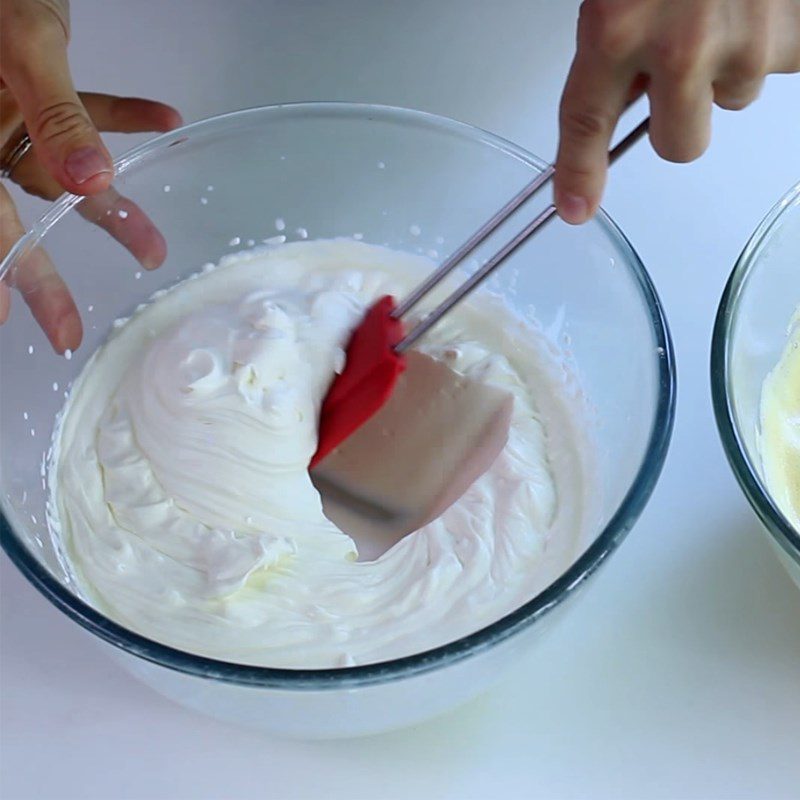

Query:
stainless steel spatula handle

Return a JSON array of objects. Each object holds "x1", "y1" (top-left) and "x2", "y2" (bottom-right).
[{"x1": 394, "y1": 117, "x2": 650, "y2": 353}]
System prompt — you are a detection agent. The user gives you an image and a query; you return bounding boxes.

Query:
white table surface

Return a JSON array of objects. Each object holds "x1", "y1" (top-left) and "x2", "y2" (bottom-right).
[{"x1": 2, "y1": 2, "x2": 800, "y2": 798}]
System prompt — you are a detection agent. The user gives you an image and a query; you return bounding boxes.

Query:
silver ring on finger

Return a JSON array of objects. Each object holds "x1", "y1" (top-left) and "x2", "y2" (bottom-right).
[{"x1": 0, "y1": 129, "x2": 33, "y2": 180}]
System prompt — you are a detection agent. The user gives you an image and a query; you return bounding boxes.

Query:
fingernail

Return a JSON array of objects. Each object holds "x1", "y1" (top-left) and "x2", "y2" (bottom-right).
[
  {"x1": 140, "y1": 253, "x2": 163, "y2": 271},
  {"x1": 64, "y1": 147, "x2": 112, "y2": 185},
  {"x1": 558, "y1": 193, "x2": 589, "y2": 225}
]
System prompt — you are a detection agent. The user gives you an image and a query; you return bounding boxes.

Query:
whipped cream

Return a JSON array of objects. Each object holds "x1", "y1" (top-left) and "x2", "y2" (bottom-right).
[
  {"x1": 759, "y1": 305, "x2": 800, "y2": 531},
  {"x1": 52, "y1": 240, "x2": 595, "y2": 667}
]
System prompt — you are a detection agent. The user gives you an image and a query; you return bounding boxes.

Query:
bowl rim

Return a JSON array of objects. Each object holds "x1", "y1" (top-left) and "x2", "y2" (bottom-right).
[
  {"x1": 0, "y1": 101, "x2": 677, "y2": 689},
  {"x1": 710, "y1": 179, "x2": 800, "y2": 563}
]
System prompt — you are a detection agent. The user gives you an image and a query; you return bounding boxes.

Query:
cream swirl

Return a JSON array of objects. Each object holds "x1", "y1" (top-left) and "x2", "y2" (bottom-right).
[{"x1": 52, "y1": 240, "x2": 594, "y2": 667}]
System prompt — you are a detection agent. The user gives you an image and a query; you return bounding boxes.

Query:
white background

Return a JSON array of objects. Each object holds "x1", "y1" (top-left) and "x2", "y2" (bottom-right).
[{"x1": 2, "y1": 2, "x2": 800, "y2": 798}]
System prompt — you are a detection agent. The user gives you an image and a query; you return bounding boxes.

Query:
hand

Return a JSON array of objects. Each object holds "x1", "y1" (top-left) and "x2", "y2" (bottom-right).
[
  {"x1": 0, "y1": 0, "x2": 181, "y2": 352},
  {"x1": 554, "y1": 0, "x2": 800, "y2": 224}
]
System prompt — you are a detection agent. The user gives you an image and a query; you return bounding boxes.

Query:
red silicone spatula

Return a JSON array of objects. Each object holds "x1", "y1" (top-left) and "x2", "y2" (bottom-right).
[
  {"x1": 310, "y1": 295, "x2": 405, "y2": 468},
  {"x1": 310, "y1": 118, "x2": 649, "y2": 545},
  {"x1": 310, "y1": 292, "x2": 513, "y2": 553}
]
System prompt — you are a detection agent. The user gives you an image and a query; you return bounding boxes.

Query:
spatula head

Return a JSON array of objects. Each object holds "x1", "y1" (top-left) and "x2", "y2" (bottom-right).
[
  {"x1": 311, "y1": 295, "x2": 405, "y2": 468},
  {"x1": 311, "y1": 350, "x2": 514, "y2": 554}
]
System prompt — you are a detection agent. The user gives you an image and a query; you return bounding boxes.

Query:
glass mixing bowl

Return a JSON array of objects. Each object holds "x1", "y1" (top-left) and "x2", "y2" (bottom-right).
[
  {"x1": 0, "y1": 103, "x2": 675, "y2": 738},
  {"x1": 712, "y1": 181, "x2": 800, "y2": 587}
]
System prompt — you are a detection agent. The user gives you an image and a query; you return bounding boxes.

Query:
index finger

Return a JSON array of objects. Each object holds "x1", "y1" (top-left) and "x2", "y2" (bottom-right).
[
  {"x1": 554, "y1": 0, "x2": 647, "y2": 224},
  {"x1": 554, "y1": 50, "x2": 635, "y2": 225}
]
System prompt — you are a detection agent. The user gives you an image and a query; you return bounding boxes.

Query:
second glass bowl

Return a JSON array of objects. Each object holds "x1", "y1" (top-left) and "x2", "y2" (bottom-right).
[{"x1": 712, "y1": 181, "x2": 800, "y2": 586}]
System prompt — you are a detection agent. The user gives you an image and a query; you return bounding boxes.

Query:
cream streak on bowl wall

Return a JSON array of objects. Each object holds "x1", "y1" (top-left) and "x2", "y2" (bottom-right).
[
  {"x1": 50, "y1": 240, "x2": 596, "y2": 668},
  {"x1": 759, "y1": 305, "x2": 800, "y2": 532}
]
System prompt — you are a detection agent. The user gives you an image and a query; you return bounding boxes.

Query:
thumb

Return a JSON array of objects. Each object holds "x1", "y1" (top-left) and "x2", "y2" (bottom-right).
[{"x1": 1, "y1": 9, "x2": 112, "y2": 194}]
